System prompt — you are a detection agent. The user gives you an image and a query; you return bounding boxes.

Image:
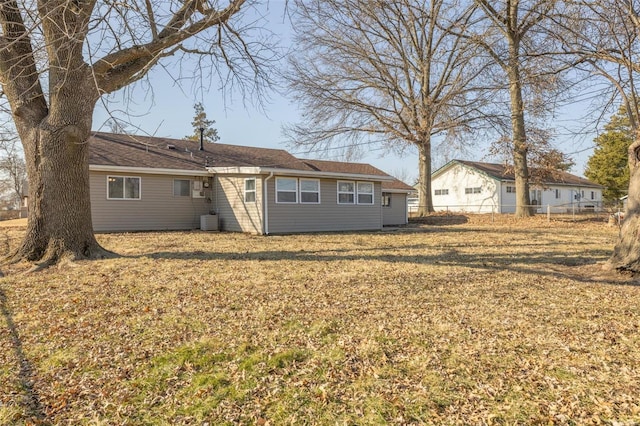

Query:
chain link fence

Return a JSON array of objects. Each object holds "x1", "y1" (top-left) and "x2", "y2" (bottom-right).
[{"x1": 409, "y1": 201, "x2": 621, "y2": 224}]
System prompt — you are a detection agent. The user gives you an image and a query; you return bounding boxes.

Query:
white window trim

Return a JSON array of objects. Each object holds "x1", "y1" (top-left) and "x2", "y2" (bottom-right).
[
  {"x1": 465, "y1": 187, "x2": 481, "y2": 195},
  {"x1": 276, "y1": 177, "x2": 298, "y2": 204},
  {"x1": 357, "y1": 181, "x2": 375, "y2": 205},
  {"x1": 337, "y1": 180, "x2": 356, "y2": 205},
  {"x1": 299, "y1": 178, "x2": 321, "y2": 204},
  {"x1": 107, "y1": 175, "x2": 141, "y2": 200},
  {"x1": 173, "y1": 178, "x2": 191, "y2": 197},
  {"x1": 244, "y1": 178, "x2": 257, "y2": 203}
]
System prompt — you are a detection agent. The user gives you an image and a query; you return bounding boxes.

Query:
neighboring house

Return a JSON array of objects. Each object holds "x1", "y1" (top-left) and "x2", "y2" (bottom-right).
[
  {"x1": 87, "y1": 132, "x2": 413, "y2": 233},
  {"x1": 431, "y1": 160, "x2": 603, "y2": 214}
]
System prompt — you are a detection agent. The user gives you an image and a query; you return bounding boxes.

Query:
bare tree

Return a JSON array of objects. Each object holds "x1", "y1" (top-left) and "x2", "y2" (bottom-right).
[
  {"x1": 471, "y1": 0, "x2": 566, "y2": 217},
  {"x1": 105, "y1": 119, "x2": 131, "y2": 135},
  {"x1": 0, "y1": 0, "x2": 274, "y2": 266},
  {"x1": 488, "y1": 127, "x2": 574, "y2": 186},
  {"x1": 0, "y1": 127, "x2": 25, "y2": 211},
  {"x1": 284, "y1": 0, "x2": 490, "y2": 216},
  {"x1": 562, "y1": 0, "x2": 640, "y2": 271}
]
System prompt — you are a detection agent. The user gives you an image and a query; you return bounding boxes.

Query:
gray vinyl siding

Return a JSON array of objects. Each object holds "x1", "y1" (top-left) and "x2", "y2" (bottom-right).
[
  {"x1": 90, "y1": 172, "x2": 212, "y2": 232},
  {"x1": 382, "y1": 193, "x2": 408, "y2": 226},
  {"x1": 266, "y1": 178, "x2": 382, "y2": 234},
  {"x1": 213, "y1": 175, "x2": 263, "y2": 234}
]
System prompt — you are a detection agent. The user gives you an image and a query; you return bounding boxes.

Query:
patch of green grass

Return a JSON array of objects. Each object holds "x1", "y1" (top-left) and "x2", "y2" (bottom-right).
[
  {"x1": 2, "y1": 219, "x2": 640, "y2": 424},
  {"x1": 130, "y1": 339, "x2": 237, "y2": 422},
  {"x1": 267, "y1": 348, "x2": 308, "y2": 369},
  {"x1": 40, "y1": 347, "x2": 78, "y2": 370}
]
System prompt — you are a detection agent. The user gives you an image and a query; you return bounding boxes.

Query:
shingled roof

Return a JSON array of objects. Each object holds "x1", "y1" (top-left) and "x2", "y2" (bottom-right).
[
  {"x1": 88, "y1": 133, "x2": 413, "y2": 191},
  {"x1": 89, "y1": 132, "x2": 314, "y2": 171},
  {"x1": 302, "y1": 159, "x2": 414, "y2": 191},
  {"x1": 441, "y1": 160, "x2": 602, "y2": 188}
]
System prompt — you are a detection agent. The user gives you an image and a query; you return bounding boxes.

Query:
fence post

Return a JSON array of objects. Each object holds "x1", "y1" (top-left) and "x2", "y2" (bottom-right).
[{"x1": 547, "y1": 204, "x2": 551, "y2": 222}]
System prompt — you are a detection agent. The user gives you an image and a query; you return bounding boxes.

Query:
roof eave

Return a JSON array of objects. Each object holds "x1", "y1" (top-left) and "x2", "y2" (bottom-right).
[
  {"x1": 382, "y1": 188, "x2": 414, "y2": 193},
  {"x1": 90, "y1": 164, "x2": 210, "y2": 176},
  {"x1": 207, "y1": 166, "x2": 394, "y2": 181}
]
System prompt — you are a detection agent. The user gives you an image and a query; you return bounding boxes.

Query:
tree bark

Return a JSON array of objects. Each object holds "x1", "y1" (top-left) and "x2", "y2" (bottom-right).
[
  {"x1": 607, "y1": 135, "x2": 640, "y2": 271},
  {"x1": 507, "y1": 37, "x2": 532, "y2": 218},
  {"x1": 10, "y1": 127, "x2": 111, "y2": 266},
  {"x1": 8, "y1": 65, "x2": 111, "y2": 265},
  {"x1": 417, "y1": 138, "x2": 434, "y2": 216}
]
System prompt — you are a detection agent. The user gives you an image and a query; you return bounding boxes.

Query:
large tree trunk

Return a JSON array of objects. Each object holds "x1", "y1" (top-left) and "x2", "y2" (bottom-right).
[
  {"x1": 10, "y1": 126, "x2": 111, "y2": 266},
  {"x1": 8, "y1": 60, "x2": 111, "y2": 266},
  {"x1": 507, "y1": 40, "x2": 532, "y2": 218},
  {"x1": 607, "y1": 136, "x2": 640, "y2": 271},
  {"x1": 416, "y1": 138, "x2": 434, "y2": 216}
]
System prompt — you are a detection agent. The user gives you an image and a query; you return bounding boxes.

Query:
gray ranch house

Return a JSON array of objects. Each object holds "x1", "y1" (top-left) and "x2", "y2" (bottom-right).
[{"x1": 88, "y1": 132, "x2": 413, "y2": 233}]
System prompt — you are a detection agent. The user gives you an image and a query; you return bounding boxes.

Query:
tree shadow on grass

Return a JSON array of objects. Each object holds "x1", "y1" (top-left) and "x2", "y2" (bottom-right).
[
  {"x1": 408, "y1": 214, "x2": 469, "y2": 226},
  {"x1": 144, "y1": 245, "x2": 629, "y2": 286},
  {"x1": 0, "y1": 287, "x2": 48, "y2": 424}
]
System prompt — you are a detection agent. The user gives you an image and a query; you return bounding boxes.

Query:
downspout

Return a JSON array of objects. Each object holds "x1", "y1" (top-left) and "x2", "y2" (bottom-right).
[
  {"x1": 379, "y1": 185, "x2": 383, "y2": 229},
  {"x1": 263, "y1": 172, "x2": 274, "y2": 235},
  {"x1": 213, "y1": 174, "x2": 218, "y2": 214}
]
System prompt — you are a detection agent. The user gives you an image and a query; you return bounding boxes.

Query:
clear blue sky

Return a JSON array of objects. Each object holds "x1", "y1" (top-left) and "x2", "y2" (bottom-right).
[{"x1": 93, "y1": 1, "x2": 599, "y2": 182}]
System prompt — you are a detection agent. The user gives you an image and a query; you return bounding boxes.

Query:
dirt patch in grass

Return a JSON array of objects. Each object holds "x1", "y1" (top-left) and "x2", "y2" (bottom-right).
[{"x1": 1, "y1": 218, "x2": 639, "y2": 424}]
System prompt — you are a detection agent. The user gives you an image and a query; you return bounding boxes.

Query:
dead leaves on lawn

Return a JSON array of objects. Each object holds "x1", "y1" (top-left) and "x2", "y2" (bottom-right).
[{"x1": 1, "y1": 218, "x2": 640, "y2": 424}]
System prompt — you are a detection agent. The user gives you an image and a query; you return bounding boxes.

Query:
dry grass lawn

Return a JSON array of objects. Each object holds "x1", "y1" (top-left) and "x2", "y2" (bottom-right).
[{"x1": 1, "y1": 215, "x2": 639, "y2": 425}]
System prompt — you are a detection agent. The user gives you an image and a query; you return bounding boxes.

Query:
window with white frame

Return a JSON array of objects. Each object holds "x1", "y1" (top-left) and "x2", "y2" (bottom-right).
[
  {"x1": 173, "y1": 179, "x2": 190, "y2": 197},
  {"x1": 434, "y1": 189, "x2": 449, "y2": 196},
  {"x1": 337, "y1": 181, "x2": 355, "y2": 204},
  {"x1": 357, "y1": 182, "x2": 374, "y2": 204},
  {"x1": 506, "y1": 186, "x2": 515, "y2": 193},
  {"x1": 382, "y1": 192, "x2": 391, "y2": 207},
  {"x1": 591, "y1": 191, "x2": 595, "y2": 200},
  {"x1": 244, "y1": 178, "x2": 256, "y2": 203},
  {"x1": 108, "y1": 176, "x2": 140, "y2": 200},
  {"x1": 555, "y1": 188, "x2": 561, "y2": 199},
  {"x1": 300, "y1": 179, "x2": 320, "y2": 203},
  {"x1": 465, "y1": 187, "x2": 481, "y2": 194},
  {"x1": 276, "y1": 177, "x2": 298, "y2": 203}
]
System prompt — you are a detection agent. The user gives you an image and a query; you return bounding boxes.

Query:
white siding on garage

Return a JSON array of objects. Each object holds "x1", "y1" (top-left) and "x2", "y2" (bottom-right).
[
  {"x1": 266, "y1": 178, "x2": 383, "y2": 234},
  {"x1": 431, "y1": 163, "x2": 499, "y2": 213},
  {"x1": 501, "y1": 183, "x2": 603, "y2": 212},
  {"x1": 499, "y1": 183, "x2": 517, "y2": 213},
  {"x1": 90, "y1": 171, "x2": 212, "y2": 232}
]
